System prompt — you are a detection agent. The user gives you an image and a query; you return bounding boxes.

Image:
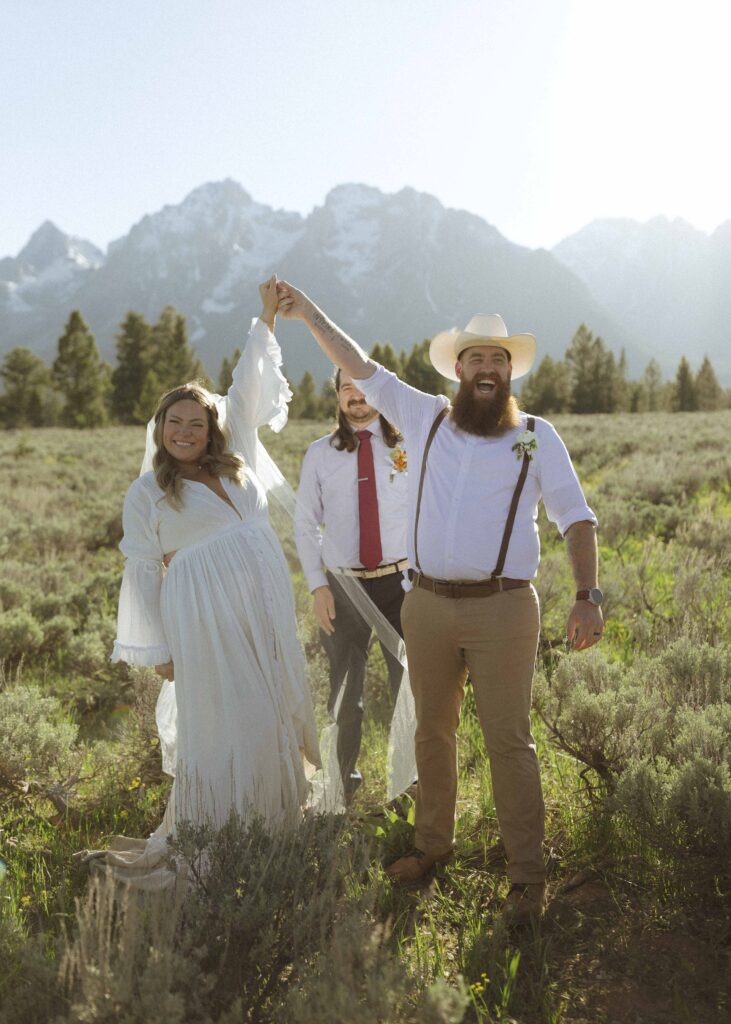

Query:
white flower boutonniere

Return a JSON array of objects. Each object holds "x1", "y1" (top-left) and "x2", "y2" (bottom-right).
[
  {"x1": 387, "y1": 446, "x2": 408, "y2": 482},
  {"x1": 511, "y1": 430, "x2": 538, "y2": 462}
]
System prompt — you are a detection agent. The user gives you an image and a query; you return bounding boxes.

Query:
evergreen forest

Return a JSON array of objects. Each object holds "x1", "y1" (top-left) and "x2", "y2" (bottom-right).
[{"x1": 0, "y1": 309, "x2": 728, "y2": 429}]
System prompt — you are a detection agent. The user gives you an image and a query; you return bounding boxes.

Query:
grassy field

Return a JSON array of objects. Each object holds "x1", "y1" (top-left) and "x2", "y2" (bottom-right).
[{"x1": 1, "y1": 412, "x2": 730, "y2": 1023}]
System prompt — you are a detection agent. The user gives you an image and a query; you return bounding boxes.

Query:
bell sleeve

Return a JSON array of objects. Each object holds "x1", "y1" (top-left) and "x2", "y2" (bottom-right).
[
  {"x1": 224, "y1": 317, "x2": 293, "y2": 464},
  {"x1": 111, "y1": 481, "x2": 171, "y2": 667}
]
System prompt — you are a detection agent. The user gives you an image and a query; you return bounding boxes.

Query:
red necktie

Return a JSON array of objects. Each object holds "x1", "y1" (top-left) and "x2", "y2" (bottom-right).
[{"x1": 356, "y1": 430, "x2": 383, "y2": 570}]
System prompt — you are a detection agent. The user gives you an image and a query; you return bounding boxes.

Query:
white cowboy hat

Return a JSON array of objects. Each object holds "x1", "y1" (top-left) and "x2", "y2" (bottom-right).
[{"x1": 429, "y1": 314, "x2": 536, "y2": 382}]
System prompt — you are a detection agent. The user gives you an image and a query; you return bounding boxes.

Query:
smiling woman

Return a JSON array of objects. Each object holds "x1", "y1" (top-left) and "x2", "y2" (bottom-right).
[
  {"x1": 151, "y1": 384, "x2": 247, "y2": 513},
  {"x1": 162, "y1": 400, "x2": 209, "y2": 462},
  {"x1": 90, "y1": 277, "x2": 321, "y2": 888}
]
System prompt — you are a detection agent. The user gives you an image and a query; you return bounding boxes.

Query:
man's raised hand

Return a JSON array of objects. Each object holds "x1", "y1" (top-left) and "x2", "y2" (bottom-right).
[{"x1": 276, "y1": 280, "x2": 312, "y2": 321}]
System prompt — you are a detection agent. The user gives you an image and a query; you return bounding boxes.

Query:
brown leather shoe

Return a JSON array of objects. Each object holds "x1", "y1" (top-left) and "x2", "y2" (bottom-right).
[
  {"x1": 385, "y1": 847, "x2": 453, "y2": 883},
  {"x1": 501, "y1": 882, "x2": 546, "y2": 927}
]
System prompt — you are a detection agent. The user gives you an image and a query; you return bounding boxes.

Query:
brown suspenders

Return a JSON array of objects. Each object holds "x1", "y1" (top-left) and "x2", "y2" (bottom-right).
[
  {"x1": 412, "y1": 408, "x2": 535, "y2": 579},
  {"x1": 413, "y1": 407, "x2": 449, "y2": 575}
]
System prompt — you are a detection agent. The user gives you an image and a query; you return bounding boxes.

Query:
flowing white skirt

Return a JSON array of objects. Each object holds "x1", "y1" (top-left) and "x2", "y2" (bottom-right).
[
  {"x1": 88, "y1": 516, "x2": 319, "y2": 889},
  {"x1": 160, "y1": 515, "x2": 319, "y2": 829}
]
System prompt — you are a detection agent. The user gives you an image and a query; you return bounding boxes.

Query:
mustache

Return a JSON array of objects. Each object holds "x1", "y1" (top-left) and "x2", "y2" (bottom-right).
[{"x1": 472, "y1": 372, "x2": 501, "y2": 385}]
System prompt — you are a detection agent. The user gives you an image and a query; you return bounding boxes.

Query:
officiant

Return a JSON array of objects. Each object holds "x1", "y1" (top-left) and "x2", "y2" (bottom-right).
[{"x1": 294, "y1": 368, "x2": 409, "y2": 804}]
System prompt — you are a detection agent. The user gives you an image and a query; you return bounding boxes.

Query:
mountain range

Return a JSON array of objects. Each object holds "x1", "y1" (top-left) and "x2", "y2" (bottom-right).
[{"x1": 2, "y1": 180, "x2": 729, "y2": 386}]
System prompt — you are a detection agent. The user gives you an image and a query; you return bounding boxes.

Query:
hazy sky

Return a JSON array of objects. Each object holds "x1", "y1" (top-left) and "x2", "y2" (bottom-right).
[{"x1": 2, "y1": 0, "x2": 729, "y2": 257}]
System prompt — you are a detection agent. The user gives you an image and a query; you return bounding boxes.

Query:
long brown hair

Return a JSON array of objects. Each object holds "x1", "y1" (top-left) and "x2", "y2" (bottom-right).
[
  {"x1": 329, "y1": 368, "x2": 402, "y2": 452},
  {"x1": 152, "y1": 382, "x2": 246, "y2": 508}
]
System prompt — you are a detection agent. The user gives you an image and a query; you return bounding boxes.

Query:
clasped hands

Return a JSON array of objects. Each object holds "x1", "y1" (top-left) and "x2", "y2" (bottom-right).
[{"x1": 259, "y1": 275, "x2": 314, "y2": 329}]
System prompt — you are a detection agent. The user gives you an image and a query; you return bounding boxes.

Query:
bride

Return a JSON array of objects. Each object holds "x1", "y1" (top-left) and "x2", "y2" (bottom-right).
[{"x1": 103, "y1": 277, "x2": 320, "y2": 884}]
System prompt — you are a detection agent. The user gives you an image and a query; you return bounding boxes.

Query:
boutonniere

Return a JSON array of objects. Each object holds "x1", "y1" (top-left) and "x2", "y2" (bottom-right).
[
  {"x1": 387, "y1": 446, "x2": 408, "y2": 482},
  {"x1": 511, "y1": 429, "x2": 538, "y2": 461}
]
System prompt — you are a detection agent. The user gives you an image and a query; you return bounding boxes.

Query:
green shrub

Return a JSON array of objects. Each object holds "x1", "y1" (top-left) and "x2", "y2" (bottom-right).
[
  {"x1": 0, "y1": 609, "x2": 43, "y2": 663},
  {"x1": 0, "y1": 580, "x2": 29, "y2": 612},
  {"x1": 0, "y1": 916, "x2": 65, "y2": 1023},
  {"x1": 66, "y1": 630, "x2": 111, "y2": 677},
  {"x1": 0, "y1": 684, "x2": 79, "y2": 793},
  {"x1": 58, "y1": 813, "x2": 466, "y2": 1024},
  {"x1": 614, "y1": 711, "x2": 731, "y2": 877},
  {"x1": 40, "y1": 614, "x2": 76, "y2": 655},
  {"x1": 533, "y1": 649, "x2": 664, "y2": 785},
  {"x1": 32, "y1": 591, "x2": 77, "y2": 622},
  {"x1": 280, "y1": 912, "x2": 468, "y2": 1024},
  {"x1": 648, "y1": 639, "x2": 730, "y2": 707}
]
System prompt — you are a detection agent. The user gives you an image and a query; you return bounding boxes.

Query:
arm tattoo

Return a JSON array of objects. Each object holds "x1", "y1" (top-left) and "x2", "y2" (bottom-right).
[{"x1": 310, "y1": 308, "x2": 369, "y2": 366}]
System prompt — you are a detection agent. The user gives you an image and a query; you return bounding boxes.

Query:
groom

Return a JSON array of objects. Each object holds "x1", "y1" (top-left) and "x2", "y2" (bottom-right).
[{"x1": 277, "y1": 281, "x2": 603, "y2": 926}]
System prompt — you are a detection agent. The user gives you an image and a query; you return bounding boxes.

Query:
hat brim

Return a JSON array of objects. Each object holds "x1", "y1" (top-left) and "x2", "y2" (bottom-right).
[{"x1": 429, "y1": 328, "x2": 536, "y2": 382}]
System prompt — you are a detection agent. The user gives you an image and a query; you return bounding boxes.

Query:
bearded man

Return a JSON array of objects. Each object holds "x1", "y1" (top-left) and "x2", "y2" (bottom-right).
[{"x1": 278, "y1": 285, "x2": 603, "y2": 926}]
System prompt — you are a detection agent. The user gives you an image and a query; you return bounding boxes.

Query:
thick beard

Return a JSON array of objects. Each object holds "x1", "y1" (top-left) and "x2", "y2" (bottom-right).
[{"x1": 451, "y1": 376, "x2": 520, "y2": 436}]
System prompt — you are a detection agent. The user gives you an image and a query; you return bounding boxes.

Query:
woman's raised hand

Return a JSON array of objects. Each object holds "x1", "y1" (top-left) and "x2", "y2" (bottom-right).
[
  {"x1": 155, "y1": 661, "x2": 174, "y2": 681},
  {"x1": 258, "y1": 275, "x2": 279, "y2": 330}
]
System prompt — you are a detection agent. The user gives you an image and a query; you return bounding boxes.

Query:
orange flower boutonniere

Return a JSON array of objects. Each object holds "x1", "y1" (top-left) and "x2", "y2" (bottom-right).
[{"x1": 387, "y1": 446, "x2": 408, "y2": 482}]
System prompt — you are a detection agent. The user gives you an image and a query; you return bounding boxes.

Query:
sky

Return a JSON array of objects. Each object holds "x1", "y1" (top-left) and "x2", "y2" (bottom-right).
[{"x1": 2, "y1": 0, "x2": 730, "y2": 258}]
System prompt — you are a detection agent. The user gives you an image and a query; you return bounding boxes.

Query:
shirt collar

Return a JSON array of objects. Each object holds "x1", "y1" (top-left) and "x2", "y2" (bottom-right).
[{"x1": 349, "y1": 415, "x2": 382, "y2": 439}]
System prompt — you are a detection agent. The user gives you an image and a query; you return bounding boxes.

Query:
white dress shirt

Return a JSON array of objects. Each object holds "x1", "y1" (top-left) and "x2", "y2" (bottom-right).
[
  {"x1": 356, "y1": 365, "x2": 597, "y2": 582},
  {"x1": 295, "y1": 418, "x2": 410, "y2": 592}
]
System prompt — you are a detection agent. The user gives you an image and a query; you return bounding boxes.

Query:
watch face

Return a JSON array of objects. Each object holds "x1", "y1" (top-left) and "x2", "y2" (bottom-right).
[{"x1": 589, "y1": 587, "x2": 604, "y2": 605}]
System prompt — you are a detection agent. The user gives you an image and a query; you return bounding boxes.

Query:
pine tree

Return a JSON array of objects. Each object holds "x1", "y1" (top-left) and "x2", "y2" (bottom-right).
[
  {"x1": 695, "y1": 355, "x2": 723, "y2": 411},
  {"x1": 402, "y1": 340, "x2": 449, "y2": 396},
  {"x1": 290, "y1": 371, "x2": 321, "y2": 419},
  {"x1": 640, "y1": 359, "x2": 664, "y2": 412},
  {"x1": 52, "y1": 311, "x2": 110, "y2": 427},
  {"x1": 519, "y1": 355, "x2": 569, "y2": 415},
  {"x1": 319, "y1": 375, "x2": 336, "y2": 417},
  {"x1": 672, "y1": 356, "x2": 697, "y2": 411},
  {"x1": 133, "y1": 369, "x2": 163, "y2": 424},
  {"x1": 627, "y1": 382, "x2": 643, "y2": 413},
  {"x1": 110, "y1": 311, "x2": 153, "y2": 423},
  {"x1": 611, "y1": 349, "x2": 630, "y2": 412},
  {"x1": 371, "y1": 342, "x2": 403, "y2": 375},
  {"x1": 218, "y1": 348, "x2": 241, "y2": 393},
  {"x1": 565, "y1": 325, "x2": 614, "y2": 413},
  {"x1": 601, "y1": 351, "x2": 619, "y2": 413},
  {"x1": 150, "y1": 306, "x2": 208, "y2": 391},
  {"x1": 0, "y1": 347, "x2": 57, "y2": 428}
]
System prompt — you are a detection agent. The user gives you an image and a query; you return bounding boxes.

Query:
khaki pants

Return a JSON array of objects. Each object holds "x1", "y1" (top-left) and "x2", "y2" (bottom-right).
[{"x1": 400, "y1": 584, "x2": 545, "y2": 883}]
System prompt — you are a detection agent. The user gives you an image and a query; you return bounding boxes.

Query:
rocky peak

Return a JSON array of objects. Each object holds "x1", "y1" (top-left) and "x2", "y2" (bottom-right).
[{"x1": 16, "y1": 220, "x2": 102, "y2": 274}]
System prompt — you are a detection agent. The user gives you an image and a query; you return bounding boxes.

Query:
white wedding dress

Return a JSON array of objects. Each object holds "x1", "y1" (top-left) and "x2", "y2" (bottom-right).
[{"x1": 100, "y1": 319, "x2": 320, "y2": 887}]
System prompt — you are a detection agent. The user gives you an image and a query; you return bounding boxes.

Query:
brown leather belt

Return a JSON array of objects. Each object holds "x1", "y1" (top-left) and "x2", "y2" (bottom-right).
[{"x1": 413, "y1": 572, "x2": 530, "y2": 599}]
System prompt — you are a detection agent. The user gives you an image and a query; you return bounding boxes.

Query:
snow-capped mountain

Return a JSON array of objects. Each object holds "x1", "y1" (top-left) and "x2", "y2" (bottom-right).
[
  {"x1": 0, "y1": 221, "x2": 103, "y2": 322},
  {"x1": 553, "y1": 217, "x2": 731, "y2": 382},
  {"x1": 4, "y1": 180, "x2": 724, "y2": 387}
]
